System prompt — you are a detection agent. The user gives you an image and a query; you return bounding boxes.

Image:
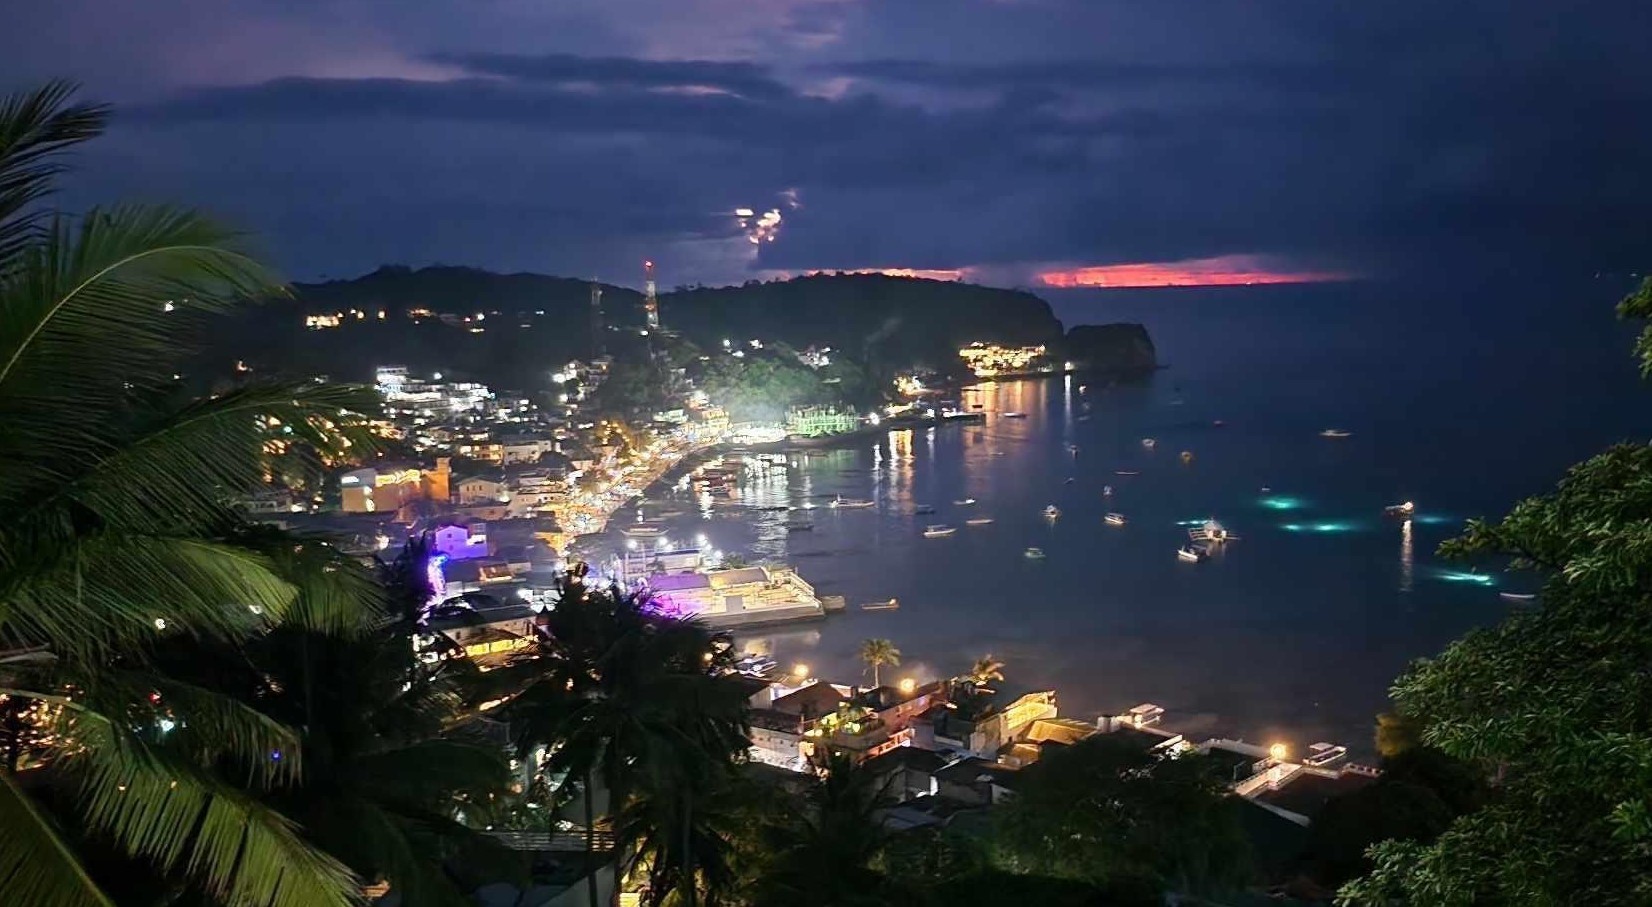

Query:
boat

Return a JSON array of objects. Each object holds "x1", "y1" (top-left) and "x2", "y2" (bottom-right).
[
  {"x1": 1064, "y1": 477, "x2": 1076, "y2": 484},
  {"x1": 622, "y1": 524, "x2": 667, "y2": 538},
  {"x1": 1180, "y1": 450, "x2": 1194, "y2": 463},
  {"x1": 1320, "y1": 429, "x2": 1352, "y2": 439},
  {"x1": 1115, "y1": 470, "x2": 1141, "y2": 476},
  {"x1": 954, "y1": 497, "x2": 977, "y2": 506},
  {"x1": 1384, "y1": 501, "x2": 1416, "y2": 518},
  {"x1": 1142, "y1": 438, "x2": 1157, "y2": 448},
  {"x1": 861, "y1": 598, "x2": 900, "y2": 611},
  {"x1": 965, "y1": 517, "x2": 995, "y2": 526},
  {"x1": 1102, "y1": 485, "x2": 1113, "y2": 496},
  {"x1": 784, "y1": 521, "x2": 815, "y2": 532},
  {"x1": 1105, "y1": 513, "x2": 1126, "y2": 526},
  {"x1": 1043, "y1": 505, "x2": 1061, "y2": 519},
  {"x1": 830, "y1": 497, "x2": 875, "y2": 509},
  {"x1": 1499, "y1": 592, "x2": 1537, "y2": 602},
  {"x1": 1189, "y1": 520, "x2": 1235, "y2": 544},
  {"x1": 1177, "y1": 545, "x2": 1207, "y2": 562},
  {"x1": 1068, "y1": 444, "x2": 1080, "y2": 453},
  {"x1": 1003, "y1": 412, "x2": 1027, "y2": 419},
  {"x1": 922, "y1": 524, "x2": 957, "y2": 538},
  {"x1": 914, "y1": 504, "x2": 937, "y2": 515},
  {"x1": 734, "y1": 655, "x2": 778, "y2": 677},
  {"x1": 1024, "y1": 547, "x2": 1046, "y2": 559}
]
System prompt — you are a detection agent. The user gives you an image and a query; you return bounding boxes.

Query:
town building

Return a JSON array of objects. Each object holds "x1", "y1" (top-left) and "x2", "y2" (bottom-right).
[
  {"x1": 643, "y1": 565, "x2": 824, "y2": 628},
  {"x1": 785, "y1": 406, "x2": 859, "y2": 438}
]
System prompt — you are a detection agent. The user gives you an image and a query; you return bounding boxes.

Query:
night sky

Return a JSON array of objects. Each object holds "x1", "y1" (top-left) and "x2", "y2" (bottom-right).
[{"x1": 5, "y1": 1, "x2": 1648, "y2": 288}]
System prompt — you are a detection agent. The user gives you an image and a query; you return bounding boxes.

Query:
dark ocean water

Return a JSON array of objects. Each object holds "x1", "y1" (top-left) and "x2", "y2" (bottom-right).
[{"x1": 687, "y1": 276, "x2": 1652, "y2": 756}]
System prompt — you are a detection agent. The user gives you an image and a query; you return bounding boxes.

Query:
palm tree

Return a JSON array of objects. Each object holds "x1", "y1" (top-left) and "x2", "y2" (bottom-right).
[
  {"x1": 968, "y1": 654, "x2": 1006, "y2": 688},
  {"x1": 858, "y1": 638, "x2": 901, "y2": 688},
  {"x1": 492, "y1": 572, "x2": 750, "y2": 907},
  {"x1": 0, "y1": 81, "x2": 378, "y2": 907},
  {"x1": 745, "y1": 752, "x2": 899, "y2": 906}
]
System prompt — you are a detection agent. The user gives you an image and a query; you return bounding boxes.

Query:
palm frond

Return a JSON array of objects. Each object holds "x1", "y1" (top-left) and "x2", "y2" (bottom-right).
[
  {"x1": 50, "y1": 381, "x2": 381, "y2": 537},
  {"x1": 0, "y1": 768, "x2": 114, "y2": 907},
  {"x1": 66, "y1": 718, "x2": 361, "y2": 907},
  {"x1": 0, "y1": 205, "x2": 284, "y2": 477},
  {"x1": 0, "y1": 80, "x2": 109, "y2": 266},
  {"x1": 0, "y1": 533, "x2": 293, "y2": 659}
]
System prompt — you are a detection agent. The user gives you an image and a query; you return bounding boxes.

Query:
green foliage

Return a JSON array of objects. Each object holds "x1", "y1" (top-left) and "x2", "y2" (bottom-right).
[
  {"x1": 1341, "y1": 415, "x2": 1652, "y2": 900},
  {"x1": 740, "y1": 753, "x2": 902, "y2": 907},
  {"x1": 857, "y1": 638, "x2": 900, "y2": 688},
  {"x1": 1306, "y1": 749, "x2": 1484, "y2": 889},
  {"x1": 1375, "y1": 711, "x2": 1421, "y2": 757},
  {"x1": 696, "y1": 350, "x2": 838, "y2": 422},
  {"x1": 1616, "y1": 276, "x2": 1652, "y2": 378},
  {"x1": 993, "y1": 735, "x2": 1252, "y2": 897},
  {"x1": 0, "y1": 81, "x2": 382, "y2": 907}
]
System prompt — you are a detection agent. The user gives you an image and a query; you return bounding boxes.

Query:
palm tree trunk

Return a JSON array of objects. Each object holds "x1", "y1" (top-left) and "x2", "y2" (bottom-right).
[
  {"x1": 681, "y1": 786, "x2": 695, "y2": 907},
  {"x1": 584, "y1": 769, "x2": 599, "y2": 907},
  {"x1": 872, "y1": 663, "x2": 879, "y2": 687}
]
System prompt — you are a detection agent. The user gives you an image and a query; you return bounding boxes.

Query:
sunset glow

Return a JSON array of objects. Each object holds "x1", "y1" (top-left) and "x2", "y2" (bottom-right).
[
  {"x1": 1038, "y1": 255, "x2": 1352, "y2": 289},
  {"x1": 805, "y1": 268, "x2": 968, "y2": 281}
]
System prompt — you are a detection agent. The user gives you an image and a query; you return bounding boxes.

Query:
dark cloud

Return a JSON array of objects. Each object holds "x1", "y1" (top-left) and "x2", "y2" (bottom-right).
[{"x1": 8, "y1": 0, "x2": 1650, "y2": 285}]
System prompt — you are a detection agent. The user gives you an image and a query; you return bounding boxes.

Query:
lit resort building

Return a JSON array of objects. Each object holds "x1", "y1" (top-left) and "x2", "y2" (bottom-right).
[
  {"x1": 785, "y1": 406, "x2": 860, "y2": 438},
  {"x1": 644, "y1": 564, "x2": 825, "y2": 628},
  {"x1": 957, "y1": 341, "x2": 1050, "y2": 377}
]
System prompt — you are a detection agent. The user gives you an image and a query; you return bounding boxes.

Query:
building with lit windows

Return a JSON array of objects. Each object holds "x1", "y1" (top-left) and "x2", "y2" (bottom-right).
[
  {"x1": 785, "y1": 406, "x2": 859, "y2": 438},
  {"x1": 957, "y1": 342, "x2": 1052, "y2": 378}
]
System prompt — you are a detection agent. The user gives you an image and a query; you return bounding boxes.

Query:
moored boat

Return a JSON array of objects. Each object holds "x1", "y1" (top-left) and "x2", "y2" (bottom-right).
[
  {"x1": 1003, "y1": 412, "x2": 1027, "y2": 419},
  {"x1": 830, "y1": 496, "x2": 875, "y2": 509},
  {"x1": 1384, "y1": 501, "x2": 1416, "y2": 518},
  {"x1": 862, "y1": 598, "x2": 900, "y2": 611},
  {"x1": 1105, "y1": 512, "x2": 1126, "y2": 526},
  {"x1": 954, "y1": 497, "x2": 977, "y2": 506},
  {"x1": 965, "y1": 517, "x2": 995, "y2": 526},
  {"x1": 1024, "y1": 547, "x2": 1046, "y2": 559},
  {"x1": 1320, "y1": 428, "x2": 1352, "y2": 438},
  {"x1": 922, "y1": 524, "x2": 957, "y2": 538},
  {"x1": 1177, "y1": 545, "x2": 1207, "y2": 562},
  {"x1": 1142, "y1": 438, "x2": 1157, "y2": 448},
  {"x1": 1043, "y1": 504, "x2": 1061, "y2": 519},
  {"x1": 1499, "y1": 592, "x2": 1537, "y2": 602}
]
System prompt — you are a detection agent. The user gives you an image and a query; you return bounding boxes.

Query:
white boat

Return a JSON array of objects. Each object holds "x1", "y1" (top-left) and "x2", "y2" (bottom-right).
[
  {"x1": 1043, "y1": 505, "x2": 1061, "y2": 519},
  {"x1": 1320, "y1": 428, "x2": 1352, "y2": 439},
  {"x1": 1105, "y1": 513, "x2": 1126, "y2": 526},
  {"x1": 1142, "y1": 438, "x2": 1157, "y2": 448},
  {"x1": 1384, "y1": 501, "x2": 1416, "y2": 518},
  {"x1": 830, "y1": 497, "x2": 875, "y2": 509},
  {"x1": 954, "y1": 497, "x2": 977, "y2": 506},
  {"x1": 1102, "y1": 485, "x2": 1113, "y2": 496},
  {"x1": 622, "y1": 524, "x2": 667, "y2": 538},
  {"x1": 784, "y1": 521, "x2": 814, "y2": 532},
  {"x1": 1115, "y1": 470, "x2": 1140, "y2": 476},
  {"x1": 1177, "y1": 545, "x2": 1207, "y2": 562},
  {"x1": 965, "y1": 517, "x2": 995, "y2": 526},
  {"x1": 1003, "y1": 412, "x2": 1027, "y2": 419},
  {"x1": 1024, "y1": 547, "x2": 1046, "y2": 559},
  {"x1": 923, "y1": 524, "x2": 957, "y2": 538},
  {"x1": 1499, "y1": 592, "x2": 1537, "y2": 602},
  {"x1": 862, "y1": 598, "x2": 900, "y2": 611}
]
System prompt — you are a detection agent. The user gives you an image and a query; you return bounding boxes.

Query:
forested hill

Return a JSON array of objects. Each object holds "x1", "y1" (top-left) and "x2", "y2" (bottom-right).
[
  {"x1": 213, "y1": 265, "x2": 1102, "y2": 390},
  {"x1": 662, "y1": 274, "x2": 1063, "y2": 366}
]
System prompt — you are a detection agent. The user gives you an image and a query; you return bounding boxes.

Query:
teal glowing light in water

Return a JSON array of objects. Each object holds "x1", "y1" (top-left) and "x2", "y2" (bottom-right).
[
  {"x1": 1259, "y1": 496, "x2": 1306, "y2": 511},
  {"x1": 1436, "y1": 568, "x2": 1495, "y2": 586},
  {"x1": 1282, "y1": 520, "x2": 1358, "y2": 533},
  {"x1": 1175, "y1": 519, "x2": 1209, "y2": 527},
  {"x1": 1413, "y1": 513, "x2": 1455, "y2": 525}
]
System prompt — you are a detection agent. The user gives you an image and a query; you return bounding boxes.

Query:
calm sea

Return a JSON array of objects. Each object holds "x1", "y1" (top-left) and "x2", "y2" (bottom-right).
[{"x1": 681, "y1": 276, "x2": 1652, "y2": 756}]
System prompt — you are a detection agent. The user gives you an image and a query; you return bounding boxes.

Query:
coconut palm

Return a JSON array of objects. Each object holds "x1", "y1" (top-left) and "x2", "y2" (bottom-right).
[
  {"x1": 858, "y1": 638, "x2": 901, "y2": 688},
  {"x1": 968, "y1": 654, "x2": 1006, "y2": 688},
  {"x1": 492, "y1": 572, "x2": 750, "y2": 907},
  {"x1": 0, "y1": 81, "x2": 377, "y2": 907},
  {"x1": 744, "y1": 752, "x2": 900, "y2": 906}
]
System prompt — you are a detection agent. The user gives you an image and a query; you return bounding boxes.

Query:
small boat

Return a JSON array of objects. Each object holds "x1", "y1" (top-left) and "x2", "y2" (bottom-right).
[
  {"x1": 1003, "y1": 412, "x2": 1027, "y2": 419},
  {"x1": 1043, "y1": 505, "x2": 1061, "y2": 519},
  {"x1": 1213, "y1": 420, "x2": 1226, "y2": 427},
  {"x1": 1260, "y1": 486, "x2": 1272, "y2": 493},
  {"x1": 1064, "y1": 477, "x2": 1076, "y2": 484},
  {"x1": 862, "y1": 598, "x2": 900, "y2": 611},
  {"x1": 1142, "y1": 438, "x2": 1157, "y2": 449},
  {"x1": 1180, "y1": 450, "x2": 1194, "y2": 463},
  {"x1": 965, "y1": 517, "x2": 994, "y2": 526},
  {"x1": 1068, "y1": 444, "x2": 1080, "y2": 453},
  {"x1": 1115, "y1": 470, "x2": 1140, "y2": 476},
  {"x1": 1024, "y1": 547, "x2": 1046, "y2": 559},
  {"x1": 954, "y1": 497, "x2": 977, "y2": 506},
  {"x1": 1102, "y1": 485, "x2": 1113, "y2": 496},
  {"x1": 1499, "y1": 592, "x2": 1537, "y2": 602},
  {"x1": 830, "y1": 497, "x2": 875, "y2": 509},
  {"x1": 914, "y1": 504, "x2": 937, "y2": 515},
  {"x1": 1320, "y1": 429, "x2": 1352, "y2": 439},
  {"x1": 1384, "y1": 501, "x2": 1416, "y2": 518},
  {"x1": 1177, "y1": 545, "x2": 1207, "y2": 562},
  {"x1": 922, "y1": 524, "x2": 957, "y2": 538},
  {"x1": 622, "y1": 524, "x2": 667, "y2": 538},
  {"x1": 1105, "y1": 513, "x2": 1126, "y2": 526},
  {"x1": 784, "y1": 521, "x2": 814, "y2": 532}
]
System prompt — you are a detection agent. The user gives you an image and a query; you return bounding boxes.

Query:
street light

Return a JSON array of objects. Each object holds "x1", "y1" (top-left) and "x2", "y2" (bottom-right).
[
  {"x1": 898, "y1": 678, "x2": 916, "y2": 695},
  {"x1": 792, "y1": 664, "x2": 809, "y2": 680},
  {"x1": 1269, "y1": 742, "x2": 1289, "y2": 762}
]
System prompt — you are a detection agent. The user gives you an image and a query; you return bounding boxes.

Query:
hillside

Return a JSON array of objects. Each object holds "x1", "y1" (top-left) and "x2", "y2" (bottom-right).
[{"x1": 212, "y1": 266, "x2": 1147, "y2": 390}]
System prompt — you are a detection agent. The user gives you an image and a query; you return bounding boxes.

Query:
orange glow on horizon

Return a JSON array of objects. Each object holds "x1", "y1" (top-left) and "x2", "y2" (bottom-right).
[
  {"x1": 1038, "y1": 255, "x2": 1351, "y2": 289},
  {"x1": 804, "y1": 267, "x2": 968, "y2": 281}
]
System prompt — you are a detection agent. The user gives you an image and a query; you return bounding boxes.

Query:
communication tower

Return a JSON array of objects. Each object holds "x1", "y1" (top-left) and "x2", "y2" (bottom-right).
[{"x1": 643, "y1": 260, "x2": 660, "y2": 330}]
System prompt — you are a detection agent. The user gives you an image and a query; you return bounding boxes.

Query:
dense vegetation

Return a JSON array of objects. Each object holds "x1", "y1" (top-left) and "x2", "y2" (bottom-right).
[{"x1": 213, "y1": 264, "x2": 1153, "y2": 393}]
